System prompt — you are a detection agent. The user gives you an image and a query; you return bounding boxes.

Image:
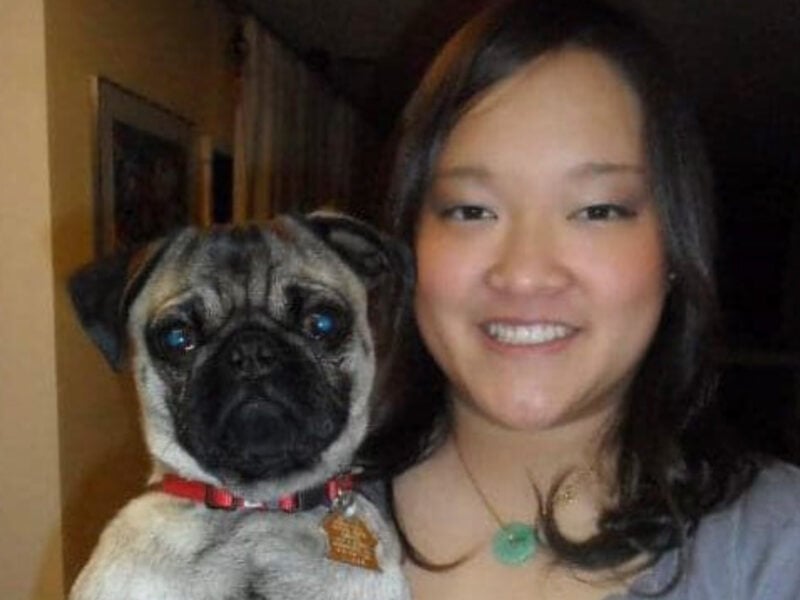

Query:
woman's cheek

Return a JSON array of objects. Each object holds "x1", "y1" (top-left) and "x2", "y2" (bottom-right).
[
  {"x1": 416, "y1": 229, "x2": 484, "y2": 308},
  {"x1": 415, "y1": 239, "x2": 458, "y2": 311}
]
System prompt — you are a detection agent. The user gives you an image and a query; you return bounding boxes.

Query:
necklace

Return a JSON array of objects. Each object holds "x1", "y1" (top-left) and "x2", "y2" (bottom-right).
[{"x1": 452, "y1": 436, "x2": 594, "y2": 567}]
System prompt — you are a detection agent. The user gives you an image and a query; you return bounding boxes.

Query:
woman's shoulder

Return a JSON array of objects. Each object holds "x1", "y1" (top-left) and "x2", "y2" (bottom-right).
[
  {"x1": 701, "y1": 459, "x2": 800, "y2": 553},
  {"x1": 700, "y1": 460, "x2": 800, "y2": 595},
  {"x1": 731, "y1": 459, "x2": 800, "y2": 522},
  {"x1": 636, "y1": 460, "x2": 800, "y2": 599}
]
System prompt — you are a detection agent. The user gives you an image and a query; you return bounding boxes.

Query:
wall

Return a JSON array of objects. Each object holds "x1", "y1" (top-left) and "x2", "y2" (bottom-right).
[
  {"x1": 44, "y1": 0, "x2": 237, "y2": 588},
  {"x1": 0, "y1": 1, "x2": 64, "y2": 598}
]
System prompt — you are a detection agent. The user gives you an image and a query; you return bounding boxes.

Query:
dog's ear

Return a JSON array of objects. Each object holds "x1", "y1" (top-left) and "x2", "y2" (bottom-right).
[
  {"x1": 298, "y1": 210, "x2": 413, "y2": 290},
  {"x1": 68, "y1": 240, "x2": 171, "y2": 371},
  {"x1": 297, "y1": 211, "x2": 415, "y2": 362}
]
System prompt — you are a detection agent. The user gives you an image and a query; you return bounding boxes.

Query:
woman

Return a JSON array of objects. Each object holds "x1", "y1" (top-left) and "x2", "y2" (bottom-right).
[{"x1": 361, "y1": 0, "x2": 800, "y2": 598}]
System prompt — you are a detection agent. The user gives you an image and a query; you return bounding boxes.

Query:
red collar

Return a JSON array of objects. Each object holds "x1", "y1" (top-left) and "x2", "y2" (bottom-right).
[{"x1": 159, "y1": 472, "x2": 355, "y2": 512}]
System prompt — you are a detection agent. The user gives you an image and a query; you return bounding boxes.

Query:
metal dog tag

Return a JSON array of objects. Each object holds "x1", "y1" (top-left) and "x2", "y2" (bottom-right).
[{"x1": 322, "y1": 509, "x2": 381, "y2": 572}]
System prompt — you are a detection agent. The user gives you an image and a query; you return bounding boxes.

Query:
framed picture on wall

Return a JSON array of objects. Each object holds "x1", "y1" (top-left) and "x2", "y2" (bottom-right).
[{"x1": 93, "y1": 77, "x2": 196, "y2": 255}]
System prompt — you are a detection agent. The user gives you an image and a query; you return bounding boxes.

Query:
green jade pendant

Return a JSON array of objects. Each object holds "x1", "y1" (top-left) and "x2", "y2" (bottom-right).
[{"x1": 491, "y1": 522, "x2": 538, "y2": 566}]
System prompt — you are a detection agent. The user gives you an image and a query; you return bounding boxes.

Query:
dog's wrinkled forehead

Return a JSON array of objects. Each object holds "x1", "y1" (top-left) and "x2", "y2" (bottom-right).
[{"x1": 137, "y1": 219, "x2": 362, "y2": 319}]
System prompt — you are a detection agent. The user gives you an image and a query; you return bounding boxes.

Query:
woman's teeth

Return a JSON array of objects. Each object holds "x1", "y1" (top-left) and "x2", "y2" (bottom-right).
[{"x1": 485, "y1": 322, "x2": 573, "y2": 346}]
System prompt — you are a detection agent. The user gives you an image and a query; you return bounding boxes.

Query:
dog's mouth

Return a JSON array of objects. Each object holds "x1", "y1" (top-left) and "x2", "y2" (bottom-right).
[
  {"x1": 220, "y1": 396, "x2": 289, "y2": 437},
  {"x1": 178, "y1": 381, "x2": 351, "y2": 482},
  {"x1": 226, "y1": 398, "x2": 342, "y2": 474},
  {"x1": 219, "y1": 394, "x2": 328, "y2": 453}
]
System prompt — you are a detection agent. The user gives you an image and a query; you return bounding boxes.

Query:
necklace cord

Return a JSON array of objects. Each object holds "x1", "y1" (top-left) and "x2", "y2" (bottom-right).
[
  {"x1": 450, "y1": 432, "x2": 599, "y2": 567},
  {"x1": 452, "y1": 434, "x2": 597, "y2": 527},
  {"x1": 452, "y1": 435, "x2": 509, "y2": 527}
]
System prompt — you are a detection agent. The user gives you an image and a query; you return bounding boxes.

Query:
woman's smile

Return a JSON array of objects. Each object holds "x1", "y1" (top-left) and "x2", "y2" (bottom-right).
[{"x1": 481, "y1": 320, "x2": 578, "y2": 348}]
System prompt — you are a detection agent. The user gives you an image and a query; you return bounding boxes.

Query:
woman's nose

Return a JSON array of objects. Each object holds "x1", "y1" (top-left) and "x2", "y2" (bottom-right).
[{"x1": 484, "y1": 221, "x2": 572, "y2": 295}]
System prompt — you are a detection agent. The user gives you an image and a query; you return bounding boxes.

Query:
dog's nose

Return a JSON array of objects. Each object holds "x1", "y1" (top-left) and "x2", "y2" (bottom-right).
[{"x1": 226, "y1": 330, "x2": 275, "y2": 379}]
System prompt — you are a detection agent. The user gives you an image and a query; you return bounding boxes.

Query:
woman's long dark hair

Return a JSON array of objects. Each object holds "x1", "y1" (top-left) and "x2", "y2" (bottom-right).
[{"x1": 359, "y1": 0, "x2": 758, "y2": 585}]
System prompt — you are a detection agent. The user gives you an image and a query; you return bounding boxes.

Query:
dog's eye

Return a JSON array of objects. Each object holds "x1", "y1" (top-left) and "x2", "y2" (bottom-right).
[
  {"x1": 157, "y1": 323, "x2": 200, "y2": 356},
  {"x1": 301, "y1": 309, "x2": 341, "y2": 341}
]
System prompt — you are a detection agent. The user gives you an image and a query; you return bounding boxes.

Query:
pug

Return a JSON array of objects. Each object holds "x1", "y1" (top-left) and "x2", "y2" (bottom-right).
[{"x1": 67, "y1": 212, "x2": 411, "y2": 600}]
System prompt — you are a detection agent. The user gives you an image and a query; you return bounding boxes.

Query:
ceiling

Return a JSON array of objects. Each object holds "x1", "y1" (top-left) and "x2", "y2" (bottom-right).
[
  {"x1": 244, "y1": 0, "x2": 800, "y2": 142},
  {"x1": 243, "y1": 0, "x2": 484, "y2": 129}
]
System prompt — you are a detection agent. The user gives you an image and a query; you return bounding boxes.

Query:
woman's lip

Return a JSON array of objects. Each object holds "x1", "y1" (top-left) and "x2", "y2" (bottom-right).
[{"x1": 479, "y1": 320, "x2": 579, "y2": 347}]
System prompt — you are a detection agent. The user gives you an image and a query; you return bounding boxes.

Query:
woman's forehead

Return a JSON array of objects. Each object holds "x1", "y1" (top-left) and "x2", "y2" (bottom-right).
[{"x1": 433, "y1": 49, "x2": 646, "y2": 182}]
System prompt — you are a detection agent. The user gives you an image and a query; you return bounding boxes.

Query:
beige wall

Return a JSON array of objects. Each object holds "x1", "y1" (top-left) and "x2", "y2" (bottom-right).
[
  {"x1": 0, "y1": 1, "x2": 65, "y2": 598},
  {"x1": 0, "y1": 1, "x2": 235, "y2": 594},
  {"x1": 1, "y1": 0, "x2": 237, "y2": 594}
]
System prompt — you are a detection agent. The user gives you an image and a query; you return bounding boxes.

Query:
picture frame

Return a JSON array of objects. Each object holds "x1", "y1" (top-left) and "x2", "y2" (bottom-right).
[{"x1": 93, "y1": 77, "x2": 196, "y2": 255}]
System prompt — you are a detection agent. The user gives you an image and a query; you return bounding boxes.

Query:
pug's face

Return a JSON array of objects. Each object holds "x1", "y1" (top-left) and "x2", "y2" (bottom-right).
[{"x1": 70, "y1": 214, "x2": 408, "y2": 498}]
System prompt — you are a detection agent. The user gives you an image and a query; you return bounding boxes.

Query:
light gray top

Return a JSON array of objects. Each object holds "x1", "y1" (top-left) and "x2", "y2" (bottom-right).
[
  {"x1": 368, "y1": 461, "x2": 800, "y2": 598},
  {"x1": 613, "y1": 461, "x2": 800, "y2": 599}
]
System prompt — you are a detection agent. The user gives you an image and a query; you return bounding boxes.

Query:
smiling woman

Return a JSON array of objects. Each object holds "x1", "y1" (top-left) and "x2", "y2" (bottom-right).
[{"x1": 358, "y1": 0, "x2": 800, "y2": 599}]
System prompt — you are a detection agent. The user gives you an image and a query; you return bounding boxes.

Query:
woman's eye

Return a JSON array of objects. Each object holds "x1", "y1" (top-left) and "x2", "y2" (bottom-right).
[
  {"x1": 573, "y1": 203, "x2": 636, "y2": 221},
  {"x1": 440, "y1": 205, "x2": 496, "y2": 221}
]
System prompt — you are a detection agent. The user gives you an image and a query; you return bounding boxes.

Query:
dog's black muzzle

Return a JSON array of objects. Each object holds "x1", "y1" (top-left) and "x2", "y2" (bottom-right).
[{"x1": 177, "y1": 326, "x2": 351, "y2": 482}]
